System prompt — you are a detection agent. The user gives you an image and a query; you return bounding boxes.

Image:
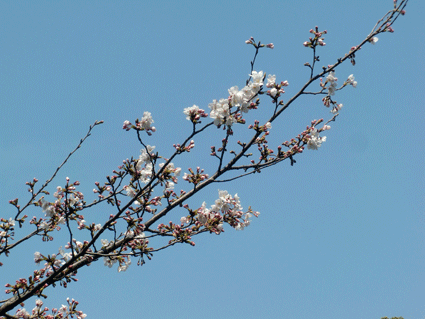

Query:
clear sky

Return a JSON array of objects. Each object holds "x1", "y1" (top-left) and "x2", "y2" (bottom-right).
[{"x1": 0, "y1": 0, "x2": 423, "y2": 318}]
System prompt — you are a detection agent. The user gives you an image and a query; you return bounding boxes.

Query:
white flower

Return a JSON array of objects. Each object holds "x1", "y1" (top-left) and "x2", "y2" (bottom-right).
[
  {"x1": 208, "y1": 98, "x2": 235, "y2": 127},
  {"x1": 328, "y1": 82, "x2": 337, "y2": 96},
  {"x1": 326, "y1": 71, "x2": 337, "y2": 83},
  {"x1": 331, "y1": 103, "x2": 343, "y2": 114},
  {"x1": 139, "y1": 163, "x2": 153, "y2": 183},
  {"x1": 165, "y1": 181, "x2": 174, "y2": 190},
  {"x1": 183, "y1": 105, "x2": 200, "y2": 121},
  {"x1": 370, "y1": 36, "x2": 379, "y2": 44},
  {"x1": 53, "y1": 186, "x2": 62, "y2": 199},
  {"x1": 174, "y1": 167, "x2": 181, "y2": 176},
  {"x1": 197, "y1": 202, "x2": 211, "y2": 225},
  {"x1": 249, "y1": 70, "x2": 264, "y2": 91},
  {"x1": 68, "y1": 194, "x2": 78, "y2": 206},
  {"x1": 34, "y1": 251, "x2": 42, "y2": 264},
  {"x1": 124, "y1": 185, "x2": 137, "y2": 197},
  {"x1": 103, "y1": 256, "x2": 117, "y2": 268},
  {"x1": 59, "y1": 247, "x2": 72, "y2": 263},
  {"x1": 16, "y1": 308, "x2": 30, "y2": 318},
  {"x1": 8, "y1": 218, "x2": 15, "y2": 227},
  {"x1": 125, "y1": 230, "x2": 134, "y2": 238},
  {"x1": 346, "y1": 74, "x2": 357, "y2": 87},
  {"x1": 307, "y1": 128, "x2": 327, "y2": 150},
  {"x1": 75, "y1": 241, "x2": 83, "y2": 249},
  {"x1": 118, "y1": 259, "x2": 131, "y2": 272},
  {"x1": 140, "y1": 111, "x2": 154, "y2": 130},
  {"x1": 137, "y1": 145, "x2": 155, "y2": 168},
  {"x1": 270, "y1": 88, "x2": 278, "y2": 97},
  {"x1": 101, "y1": 239, "x2": 110, "y2": 247},
  {"x1": 39, "y1": 221, "x2": 49, "y2": 230},
  {"x1": 40, "y1": 198, "x2": 55, "y2": 217},
  {"x1": 326, "y1": 71, "x2": 338, "y2": 96},
  {"x1": 135, "y1": 233, "x2": 145, "y2": 239},
  {"x1": 266, "y1": 74, "x2": 276, "y2": 88},
  {"x1": 159, "y1": 162, "x2": 181, "y2": 177},
  {"x1": 122, "y1": 120, "x2": 132, "y2": 130}
]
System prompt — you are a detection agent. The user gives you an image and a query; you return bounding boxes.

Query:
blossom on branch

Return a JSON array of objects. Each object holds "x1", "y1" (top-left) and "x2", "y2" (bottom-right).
[{"x1": 307, "y1": 128, "x2": 327, "y2": 150}]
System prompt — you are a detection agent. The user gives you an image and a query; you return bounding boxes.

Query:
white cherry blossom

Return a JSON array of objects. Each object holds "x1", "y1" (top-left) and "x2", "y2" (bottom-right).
[{"x1": 307, "y1": 128, "x2": 327, "y2": 150}]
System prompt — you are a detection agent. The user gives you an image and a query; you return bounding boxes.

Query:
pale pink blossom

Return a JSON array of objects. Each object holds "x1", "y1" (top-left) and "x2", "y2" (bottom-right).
[
  {"x1": 140, "y1": 111, "x2": 154, "y2": 130},
  {"x1": 307, "y1": 128, "x2": 327, "y2": 150},
  {"x1": 370, "y1": 36, "x2": 379, "y2": 44},
  {"x1": 346, "y1": 74, "x2": 357, "y2": 87},
  {"x1": 266, "y1": 74, "x2": 276, "y2": 88}
]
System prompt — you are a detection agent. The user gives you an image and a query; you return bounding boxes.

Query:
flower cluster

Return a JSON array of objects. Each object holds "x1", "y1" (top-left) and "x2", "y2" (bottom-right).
[
  {"x1": 186, "y1": 190, "x2": 259, "y2": 233},
  {"x1": 325, "y1": 71, "x2": 338, "y2": 96},
  {"x1": 266, "y1": 74, "x2": 289, "y2": 98},
  {"x1": 135, "y1": 145, "x2": 156, "y2": 184},
  {"x1": 319, "y1": 70, "x2": 358, "y2": 114},
  {"x1": 123, "y1": 112, "x2": 156, "y2": 135},
  {"x1": 0, "y1": 218, "x2": 16, "y2": 244},
  {"x1": 346, "y1": 74, "x2": 357, "y2": 87},
  {"x1": 179, "y1": 191, "x2": 260, "y2": 233},
  {"x1": 306, "y1": 127, "x2": 327, "y2": 150},
  {"x1": 17, "y1": 297, "x2": 87, "y2": 319},
  {"x1": 31, "y1": 179, "x2": 86, "y2": 235},
  {"x1": 208, "y1": 70, "x2": 264, "y2": 127},
  {"x1": 183, "y1": 105, "x2": 208, "y2": 123}
]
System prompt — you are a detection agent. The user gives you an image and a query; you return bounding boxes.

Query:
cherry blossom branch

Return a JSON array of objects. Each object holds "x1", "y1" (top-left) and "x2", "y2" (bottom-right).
[
  {"x1": 0, "y1": 1, "x2": 408, "y2": 317},
  {"x1": 1, "y1": 122, "x2": 104, "y2": 258}
]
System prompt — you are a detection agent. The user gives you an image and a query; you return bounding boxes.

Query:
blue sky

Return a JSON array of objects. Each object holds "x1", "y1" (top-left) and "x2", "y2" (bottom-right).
[{"x1": 0, "y1": 0, "x2": 423, "y2": 318}]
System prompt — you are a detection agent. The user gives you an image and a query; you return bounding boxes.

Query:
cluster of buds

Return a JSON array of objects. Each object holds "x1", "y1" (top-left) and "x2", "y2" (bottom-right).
[
  {"x1": 384, "y1": 22, "x2": 395, "y2": 33},
  {"x1": 255, "y1": 144, "x2": 274, "y2": 163},
  {"x1": 245, "y1": 36, "x2": 274, "y2": 49},
  {"x1": 249, "y1": 120, "x2": 272, "y2": 134},
  {"x1": 25, "y1": 177, "x2": 39, "y2": 194},
  {"x1": 303, "y1": 26, "x2": 327, "y2": 48},
  {"x1": 182, "y1": 167, "x2": 209, "y2": 186},
  {"x1": 157, "y1": 221, "x2": 195, "y2": 246},
  {"x1": 5, "y1": 278, "x2": 28, "y2": 296},
  {"x1": 93, "y1": 180, "x2": 113, "y2": 199},
  {"x1": 173, "y1": 140, "x2": 195, "y2": 153}
]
